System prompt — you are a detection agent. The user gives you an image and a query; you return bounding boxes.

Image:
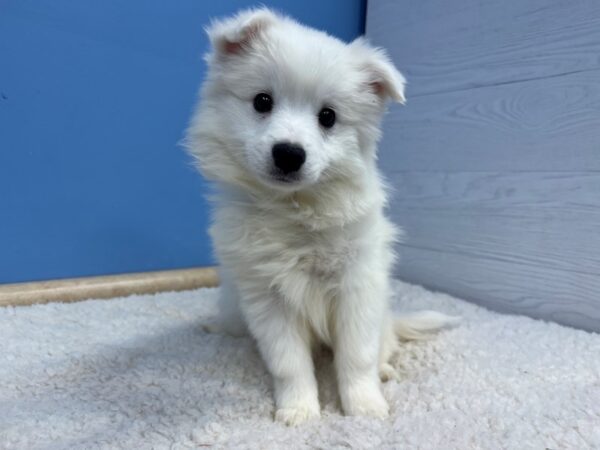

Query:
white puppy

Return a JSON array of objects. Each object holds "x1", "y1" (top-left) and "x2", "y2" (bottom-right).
[{"x1": 186, "y1": 8, "x2": 457, "y2": 425}]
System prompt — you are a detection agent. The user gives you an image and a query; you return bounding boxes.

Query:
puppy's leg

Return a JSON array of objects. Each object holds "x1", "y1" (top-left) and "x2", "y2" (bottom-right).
[
  {"x1": 378, "y1": 316, "x2": 401, "y2": 382},
  {"x1": 334, "y1": 275, "x2": 389, "y2": 418},
  {"x1": 203, "y1": 271, "x2": 247, "y2": 337},
  {"x1": 244, "y1": 295, "x2": 320, "y2": 426}
]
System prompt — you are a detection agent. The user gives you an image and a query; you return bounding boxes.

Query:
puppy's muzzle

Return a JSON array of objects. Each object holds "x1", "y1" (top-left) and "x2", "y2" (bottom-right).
[{"x1": 272, "y1": 142, "x2": 305, "y2": 175}]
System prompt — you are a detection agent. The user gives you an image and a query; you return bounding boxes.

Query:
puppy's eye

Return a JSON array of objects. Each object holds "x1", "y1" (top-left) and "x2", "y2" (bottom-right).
[
  {"x1": 318, "y1": 107, "x2": 336, "y2": 128},
  {"x1": 253, "y1": 93, "x2": 273, "y2": 113}
]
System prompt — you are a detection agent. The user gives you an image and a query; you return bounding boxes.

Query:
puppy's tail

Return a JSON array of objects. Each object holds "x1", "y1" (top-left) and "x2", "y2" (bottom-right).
[{"x1": 394, "y1": 311, "x2": 461, "y2": 340}]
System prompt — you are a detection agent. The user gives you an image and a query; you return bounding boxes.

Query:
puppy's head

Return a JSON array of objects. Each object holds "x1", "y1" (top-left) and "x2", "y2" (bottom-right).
[{"x1": 188, "y1": 8, "x2": 405, "y2": 192}]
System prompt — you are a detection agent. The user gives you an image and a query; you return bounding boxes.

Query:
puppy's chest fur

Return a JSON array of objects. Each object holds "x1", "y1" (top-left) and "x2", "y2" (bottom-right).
[
  {"x1": 211, "y1": 191, "x2": 397, "y2": 345},
  {"x1": 214, "y1": 203, "x2": 363, "y2": 281},
  {"x1": 213, "y1": 202, "x2": 374, "y2": 345},
  {"x1": 294, "y1": 228, "x2": 359, "y2": 278}
]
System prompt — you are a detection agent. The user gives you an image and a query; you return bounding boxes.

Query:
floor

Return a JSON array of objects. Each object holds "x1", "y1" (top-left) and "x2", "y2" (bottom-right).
[{"x1": 1, "y1": 281, "x2": 599, "y2": 449}]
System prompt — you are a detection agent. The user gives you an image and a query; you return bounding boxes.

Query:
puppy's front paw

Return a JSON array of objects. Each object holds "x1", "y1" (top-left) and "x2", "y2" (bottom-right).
[
  {"x1": 275, "y1": 405, "x2": 320, "y2": 426},
  {"x1": 342, "y1": 382, "x2": 389, "y2": 419},
  {"x1": 379, "y1": 363, "x2": 400, "y2": 382}
]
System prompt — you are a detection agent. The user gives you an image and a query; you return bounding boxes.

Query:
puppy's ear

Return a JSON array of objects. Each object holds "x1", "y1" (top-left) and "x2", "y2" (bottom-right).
[
  {"x1": 351, "y1": 38, "x2": 406, "y2": 104},
  {"x1": 367, "y1": 53, "x2": 407, "y2": 104},
  {"x1": 206, "y1": 8, "x2": 277, "y2": 55}
]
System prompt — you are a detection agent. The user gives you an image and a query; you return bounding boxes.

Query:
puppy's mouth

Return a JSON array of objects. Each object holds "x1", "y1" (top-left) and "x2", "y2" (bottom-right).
[
  {"x1": 263, "y1": 169, "x2": 306, "y2": 189},
  {"x1": 270, "y1": 172, "x2": 301, "y2": 184},
  {"x1": 269, "y1": 172, "x2": 302, "y2": 188}
]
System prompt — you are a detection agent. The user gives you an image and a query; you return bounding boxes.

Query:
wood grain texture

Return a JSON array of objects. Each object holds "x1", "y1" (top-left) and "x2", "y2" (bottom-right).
[
  {"x1": 398, "y1": 246, "x2": 600, "y2": 332},
  {"x1": 367, "y1": 0, "x2": 600, "y2": 330},
  {"x1": 389, "y1": 172, "x2": 600, "y2": 276},
  {"x1": 387, "y1": 172, "x2": 600, "y2": 331},
  {"x1": 367, "y1": 0, "x2": 600, "y2": 97},
  {"x1": 379, "y1": 69, "x2": 600, "y2": 172}
]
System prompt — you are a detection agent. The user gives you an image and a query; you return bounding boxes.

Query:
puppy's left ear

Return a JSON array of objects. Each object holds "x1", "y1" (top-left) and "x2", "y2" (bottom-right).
[
  {"x1": 351, "y1": 38, "x2": 406, "y2": 104},
  {"x1": 206, "y1": 8, "x2": 278, "y2": 56}
]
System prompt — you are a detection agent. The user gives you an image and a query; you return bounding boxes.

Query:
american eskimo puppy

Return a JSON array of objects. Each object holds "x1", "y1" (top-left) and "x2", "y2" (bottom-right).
[{"x1": 186, "y1": 8, "x2": 457, "y2": 425}]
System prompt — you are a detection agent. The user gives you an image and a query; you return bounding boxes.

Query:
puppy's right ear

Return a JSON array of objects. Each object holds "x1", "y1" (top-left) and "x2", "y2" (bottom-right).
[
  {"x1": 350, "y1": 37, "x2": 406, "y2": 104},
  {"x1": 206, "y1": 8, "x2": 277, "y2": 55}
]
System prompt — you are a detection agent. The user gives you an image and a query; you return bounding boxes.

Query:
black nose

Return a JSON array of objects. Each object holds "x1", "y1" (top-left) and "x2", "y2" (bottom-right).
[{"x1": 272, "y1": 142, "x2": 306, "y2": 174}]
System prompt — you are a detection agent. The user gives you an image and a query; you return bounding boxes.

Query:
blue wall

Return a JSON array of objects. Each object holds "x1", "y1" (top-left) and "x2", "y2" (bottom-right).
[{"x1": 0, "y1": 0, "x2": 366, "y2": 283}]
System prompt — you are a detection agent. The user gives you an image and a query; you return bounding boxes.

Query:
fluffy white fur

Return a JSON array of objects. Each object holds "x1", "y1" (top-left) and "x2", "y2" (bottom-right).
[{"x1": 186, "y1": 8, "x2": 458, "y2": 425}]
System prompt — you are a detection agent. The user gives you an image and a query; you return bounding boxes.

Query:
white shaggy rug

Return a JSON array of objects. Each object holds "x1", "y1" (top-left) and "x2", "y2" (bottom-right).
[{"x1": 1, "y1": 281, "x2": 599, "y2": 450}]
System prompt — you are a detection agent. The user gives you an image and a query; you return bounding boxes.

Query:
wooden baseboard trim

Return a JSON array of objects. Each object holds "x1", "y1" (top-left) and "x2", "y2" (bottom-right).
[{"x1": 0, "y1": 267, "x2": 219, "y2": 307}]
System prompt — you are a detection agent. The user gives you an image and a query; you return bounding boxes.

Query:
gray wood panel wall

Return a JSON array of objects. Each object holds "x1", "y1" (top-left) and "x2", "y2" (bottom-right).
[{"x1": 366, "y1": 0, "x2": 600, "y2": 331}]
